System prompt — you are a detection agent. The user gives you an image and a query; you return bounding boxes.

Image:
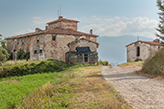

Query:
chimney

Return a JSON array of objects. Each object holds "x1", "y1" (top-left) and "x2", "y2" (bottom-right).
[
  {"x1": 90, "y1": 29, "x2": 93, "y2": 35},
  {"x1": 35, "y1": 28, "x2": 43, "y2": 33},
  {"x1": 59, "y1": 16, "x2": 63, "y2": 19},
  {"x1": 45, "y1": 26, "x2": 49, "y2": 30}
]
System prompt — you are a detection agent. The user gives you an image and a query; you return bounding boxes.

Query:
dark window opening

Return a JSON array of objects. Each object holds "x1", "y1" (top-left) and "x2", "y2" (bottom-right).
[
  {"x1": 34, "y1": 50, "x2": 37, "y2": 54},
  {"x1": 39, "y1": 49, "x2": 42, "y2": 53},
  {"x1": 14, "y1": 49, "x2": 16, "y2": 52},
  {"x1": 17, "y1": 39, "x2": 19, "y2": 44},
  {"x1": 37, "y1": 36, "x2": 39, "y2": 43},
  {"x1": 84, "y1": 54, "x2": 88, "y2": 62},
  {"x1": 76, "y1": 37, "x2": 79, "y2": 40},
  {"x1": 22, "y1": 39, "x2": 24, "y2": 44},
  {"x1": 52, "y1": 35, "x2": 56, "y2": 41},
  {"x1": 137, "y1": 47, "x2": 140, "y2": 56}
]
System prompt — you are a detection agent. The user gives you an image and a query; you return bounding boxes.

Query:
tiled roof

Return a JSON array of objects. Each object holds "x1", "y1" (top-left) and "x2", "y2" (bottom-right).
[
  {"x1": 5, "y1": 28, "x2": 99, "y2": 40},
  {"x1": 67, "y1": 38, "x2": 99, "y2": 48},
  {"x1": 126, "y1": 40, "x2": 161, "y2": 47},
  {"x1": 47, "y1": 18, "x2": 79, "y2": 24}
]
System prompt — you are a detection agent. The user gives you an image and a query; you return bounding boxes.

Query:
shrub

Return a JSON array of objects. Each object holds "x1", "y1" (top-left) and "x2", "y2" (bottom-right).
[
  {"x1": 0, "y1": 58, "x2": 65, "y2": 78},
  {"x1": 17, "y1": 49, "x2": 30, "y2": 60},
  {"x1": 142, "y1": 48, "x2": 164, "y2": 75},
  {"x1": 98, "y1": 60, "x2": 109, "y2": 66},
  {"x1": 98, "y1": 60, "x2": 103, "y2": 65},
  {"x1": 103, "y1": 61, "x2": 109, "y2": 66}
]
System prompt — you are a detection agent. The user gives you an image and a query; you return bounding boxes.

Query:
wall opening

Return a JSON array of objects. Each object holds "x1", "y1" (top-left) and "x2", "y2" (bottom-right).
[
  {"x1": 84, "y1": 54, "x2": 88, "y2": 62},
  {"x1": 137, "y1": 47, "x2": 140, "y2": 56}
]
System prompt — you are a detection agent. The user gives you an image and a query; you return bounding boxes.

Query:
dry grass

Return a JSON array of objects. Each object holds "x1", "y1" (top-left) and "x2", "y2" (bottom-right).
[
  {"x1": 4, "y1": 59, "x2": 40, "y2": 66},
  {"x1": 119, "y1": 61, "x2": 144, "y2": 68},
  {"x1": 17, "y1": 65, "x2": 133, "y2": 109},
  {"x1": 68, "y1": 66, "x2": 132, "y2": 109},
  {"x1": 134, "y1": 70, "x2": 164, "y2": 82}
]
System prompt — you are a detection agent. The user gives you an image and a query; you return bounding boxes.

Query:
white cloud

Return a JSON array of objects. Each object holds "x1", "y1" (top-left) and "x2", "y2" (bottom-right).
[
  {"x1": 32, "y1": 17, "x2": 56, "y2": 25},
  {"x1": 15, "y1": 28, "x2": 33, "y2": 35},
  {"x1": 79, "y1": 16, "x2": 158, "y2": 38}
]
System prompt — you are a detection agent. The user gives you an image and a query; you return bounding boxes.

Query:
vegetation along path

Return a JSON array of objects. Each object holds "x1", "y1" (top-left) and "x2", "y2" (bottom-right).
[{"x1": 102, "y1": 66, "x2": 164, "y2": 109}]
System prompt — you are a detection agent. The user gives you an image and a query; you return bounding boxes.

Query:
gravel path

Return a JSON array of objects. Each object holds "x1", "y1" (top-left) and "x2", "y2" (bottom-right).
[{"x1": 102, "y1": 66, "x2": 164, "y2": 109}]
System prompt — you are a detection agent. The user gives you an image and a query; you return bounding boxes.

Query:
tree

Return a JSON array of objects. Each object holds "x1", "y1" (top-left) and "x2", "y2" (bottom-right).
[
  {"x1": 0, "y1": 47, "x2": 10, "y2": 65},
  {"x1": 0, "y1": 34, "x2": 9, "y2": 65},
  {"x1": 0, "y1": 34, "x2": 7, "y2": 49},
  {"x1": 156, "y1": 0, "x2": 164, "y2": 41}
]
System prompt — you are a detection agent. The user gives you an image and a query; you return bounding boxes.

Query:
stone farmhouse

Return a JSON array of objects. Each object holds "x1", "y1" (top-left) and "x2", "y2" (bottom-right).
[
  {"x1": 5, "y1": 16, "x2": 99, "y2": 64},
  {"x1": 126, "y1": 39, "x2": 163, "y2": 62}
]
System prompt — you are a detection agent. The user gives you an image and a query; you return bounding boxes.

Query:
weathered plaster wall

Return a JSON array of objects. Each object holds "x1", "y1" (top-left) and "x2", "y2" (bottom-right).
[
  {"x1": 90, "y1": 37, "x2": 96, "y2": 42},
  {"x1": 48, "y1": 21, "x2": 77, "y2": 31},
  {"x1": 30, "y1": 34, "x2": 46, "y2": 60},
  {"x1": 44, "y1": 34, "x2": 75, "y2": 62},
  {"x1": 6, "y1": 33, "x2": 97, "y2": 62},
  {"x1": 70, "y1": 39, "x2": 97, "y2": 52}
]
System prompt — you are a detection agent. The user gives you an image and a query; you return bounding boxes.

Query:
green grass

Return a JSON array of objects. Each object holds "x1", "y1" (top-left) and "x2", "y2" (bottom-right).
[
  {"x1": 0, "y1": 64, "x2": 88, "y2": 109},
  {"x1": 17, "y1": 66, "x2": 133, "y2": 109}
]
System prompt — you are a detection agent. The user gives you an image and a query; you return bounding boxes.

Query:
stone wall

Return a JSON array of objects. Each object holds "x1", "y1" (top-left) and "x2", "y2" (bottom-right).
[
  {"x1": 6, "y1": 33, "x2": 97, "y2": 62},
  {"x1": 44, "y1": 34, "x2": 75, "y2": 62},
  {"x1": 69, "y1": 39, "x2": 97, "y2": 52},
  {"x1": 127, "y1": 41, "x2": 162, "y2": 62},
  {"x1": 48, "y1": 21, "x2": 77, "y2": 31}
]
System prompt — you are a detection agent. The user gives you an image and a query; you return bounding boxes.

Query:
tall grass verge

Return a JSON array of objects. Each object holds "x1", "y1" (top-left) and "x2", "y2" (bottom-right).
[
  {"x1": 0, "y1": 64, "x2": 88, "y2": 109},
  {"x1": 17, "y1": 66, "x2": 132, "y2": 109},
  {"x1": 142, "y1": 48, "x2": 164, "y2": 75}
]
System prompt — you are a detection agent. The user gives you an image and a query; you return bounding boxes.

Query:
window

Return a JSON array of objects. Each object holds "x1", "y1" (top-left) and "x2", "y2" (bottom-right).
[
  {"x1": 17, "y1": 39, "x2": 19, "y2": 44},
  {"x1": 52, "y1": 35, "x2": 56, "y2": 41},
  {"x1": 137, "y1": 47, "x2": 140, "y2": 56},
  {"x1": 22, "y1": 39, "x2": 24, "y2": 44},
  {"x1": 39, "y1": 49, "x2": 42, "y2": 53},
  {"x1": 84, "y1": 54, "x2": 88, "y2": 62},
  {"x1": 37, "y1": 36, "x2": 39, "y2": 42},
  {"x1": 76, "y1": 37, "x2": 79, "y2": 40},
  {"x1": 11, "y1": 40, "x2": 13, "y2": 45},
  {"x1": 34, "y1": 50, "x2": 37, "y2": 54}
]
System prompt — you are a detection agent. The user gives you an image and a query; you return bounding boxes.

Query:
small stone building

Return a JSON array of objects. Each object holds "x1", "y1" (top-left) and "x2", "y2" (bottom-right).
[
  {"x1": 126, "y1": 39, "x2": 163, "y2": 62},
  {"x1": 67, "y1": 38, "x2": 99, "y2": 64},
  {"x1": 5, "y1": 16, "x2": 99, "y2": 64}
]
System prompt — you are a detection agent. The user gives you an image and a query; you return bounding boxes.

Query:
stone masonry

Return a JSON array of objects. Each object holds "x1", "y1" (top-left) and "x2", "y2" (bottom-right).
[
  {"x1": 126, "y1": 39, "x2": 162, "y2": 62},
  {"x1": 5, "y1": 16, "x2": 99, "y2": 62}
]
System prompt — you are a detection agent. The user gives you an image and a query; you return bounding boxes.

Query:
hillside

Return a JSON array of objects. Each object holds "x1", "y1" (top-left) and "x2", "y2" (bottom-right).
[
  {"x1": 0, "y1": 64, "x2": 133, "y2": 109},
  {"x1": 97, "y1": 35, "x2": 153, "y2": 65}
]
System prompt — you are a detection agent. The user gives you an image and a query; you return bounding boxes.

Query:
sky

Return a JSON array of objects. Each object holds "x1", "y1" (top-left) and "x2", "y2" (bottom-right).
[{"x1": 0, "y1": 0, "x2": 160, "y2": 39}]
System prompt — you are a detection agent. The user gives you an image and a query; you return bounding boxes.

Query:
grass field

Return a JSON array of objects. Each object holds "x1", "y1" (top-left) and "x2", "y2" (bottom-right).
[
  {"x1": 0, "y1": 64, "x2": 88, "y2": 109},
  {"x1": 119, "y1": 61, "x2": 144, "y2": 68},
  {"x1": 17, "y1": 66, "x2": 133, "y2": 109}
]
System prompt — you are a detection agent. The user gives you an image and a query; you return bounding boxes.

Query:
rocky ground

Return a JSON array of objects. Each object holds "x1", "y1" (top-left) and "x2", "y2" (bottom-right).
[{"x1": 102, "y1": 66, "x2": 164, "y2": 109}]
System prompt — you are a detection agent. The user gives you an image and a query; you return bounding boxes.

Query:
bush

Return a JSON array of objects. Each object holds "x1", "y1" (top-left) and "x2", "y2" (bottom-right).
[
  {"x1": 16, "y1": 49, "x2": 30, "y2": 60},
  {"x1": 0, "y1": 58, "x2": 65, "y2": 78},
  {"x1": 142, "y1": 48, "x2": 164, "y2": 75},
  {"x1": 98, "y1": 60, "x2": 109, "y2": 66}
]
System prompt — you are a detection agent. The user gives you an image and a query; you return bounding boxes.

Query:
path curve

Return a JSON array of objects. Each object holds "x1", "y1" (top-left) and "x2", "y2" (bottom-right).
[{"x1": 102, "y1": 66, "x2": 164, "y2": 109}]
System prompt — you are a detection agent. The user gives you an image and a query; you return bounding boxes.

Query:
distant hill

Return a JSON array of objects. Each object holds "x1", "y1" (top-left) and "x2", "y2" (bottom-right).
[{"x1": 97, "y1": 35, "x2": 153, "y2": 65}]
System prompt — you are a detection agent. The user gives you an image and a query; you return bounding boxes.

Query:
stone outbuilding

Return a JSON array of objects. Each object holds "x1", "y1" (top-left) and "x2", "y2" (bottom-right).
[
  {"x1": 5, "y1": 16, "x2": 99, "y2": 64},
  {"x1": 126, "y1": 39, "x2": 163, "y2": 62},
  {"x1": 67, "y1": 38, "x2": 99, "y2": 64}
]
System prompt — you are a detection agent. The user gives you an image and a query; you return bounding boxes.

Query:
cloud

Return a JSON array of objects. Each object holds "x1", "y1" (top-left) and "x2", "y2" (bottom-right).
[
  {"x1": 79, "y1": 16, "x2": 158, "y2": 38},
  {"x1": 15, "y1": 28, "x2": 33, "y2": 35},
  {"x1": 32, "y1": 17, "x2": 56, "y2": 25}
]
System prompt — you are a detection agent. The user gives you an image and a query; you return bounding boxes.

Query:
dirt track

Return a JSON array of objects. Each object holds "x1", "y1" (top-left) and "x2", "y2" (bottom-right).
[{"x1": 102, "y1": 66, "x2": 164, "y2": 109}]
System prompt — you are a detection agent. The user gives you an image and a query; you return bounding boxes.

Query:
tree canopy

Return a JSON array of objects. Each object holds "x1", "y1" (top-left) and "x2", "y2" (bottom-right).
[
  {"x1": 0, "y1": 34, "x2": 9, "y2": 65},
  {"x1": 156, "y1": 0, "x2": 164, "y2": 41}
]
